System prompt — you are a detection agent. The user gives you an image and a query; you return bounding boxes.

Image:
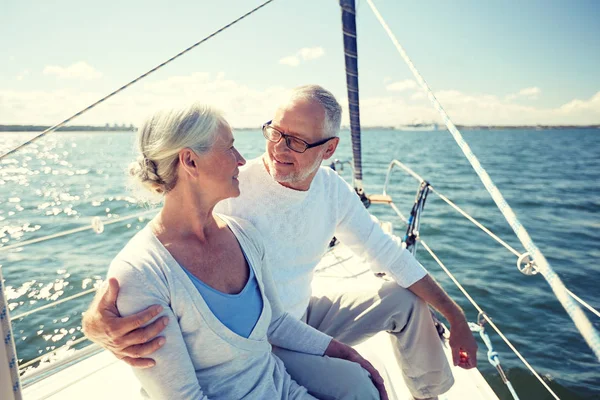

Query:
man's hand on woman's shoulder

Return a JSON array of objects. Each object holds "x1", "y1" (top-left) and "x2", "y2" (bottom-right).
[{"x1": 82, "y1": 277, "x2": 168, "y2": 368}]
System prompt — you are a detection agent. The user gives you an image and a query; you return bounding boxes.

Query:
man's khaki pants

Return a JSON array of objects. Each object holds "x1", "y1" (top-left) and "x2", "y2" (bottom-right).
[{"x1": 273, "y1": 279, "x2": 454, "y2": 400}]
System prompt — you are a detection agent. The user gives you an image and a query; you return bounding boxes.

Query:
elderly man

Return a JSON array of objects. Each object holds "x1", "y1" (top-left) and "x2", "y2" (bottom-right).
[{"x1": 83, "y1": 85, "x2": 477, "y2": 400}]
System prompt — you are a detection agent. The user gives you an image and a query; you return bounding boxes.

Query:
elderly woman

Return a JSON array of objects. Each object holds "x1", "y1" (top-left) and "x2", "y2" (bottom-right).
[{"x1": 108, "y1": 103, "x2": 385, "y2": 399}]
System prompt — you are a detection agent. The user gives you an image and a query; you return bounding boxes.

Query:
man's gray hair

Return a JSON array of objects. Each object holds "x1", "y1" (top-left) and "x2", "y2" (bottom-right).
[{"x1": 290, "y1": 85, "x2": 342, "y2": 137}]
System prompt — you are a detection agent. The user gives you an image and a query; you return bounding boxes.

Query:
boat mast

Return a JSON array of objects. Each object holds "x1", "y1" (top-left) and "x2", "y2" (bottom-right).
[{"x1": 339, "y1": 0, "x2": 368, "y2": 205}]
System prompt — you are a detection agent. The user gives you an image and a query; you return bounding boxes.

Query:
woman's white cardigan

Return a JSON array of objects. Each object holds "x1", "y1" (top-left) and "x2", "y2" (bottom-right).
[{"x1": 108, "y1": 215, "x2": 332, "y2": 399}]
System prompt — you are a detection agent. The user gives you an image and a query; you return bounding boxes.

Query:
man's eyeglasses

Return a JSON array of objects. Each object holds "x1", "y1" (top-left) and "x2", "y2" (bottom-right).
[{"x1": 262, "y1": 121, "x2": 336, "y2": 154}]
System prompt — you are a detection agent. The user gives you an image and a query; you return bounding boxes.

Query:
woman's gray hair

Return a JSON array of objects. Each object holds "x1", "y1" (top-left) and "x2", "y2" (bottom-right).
[
  {"x1": 290, "y1": 85, "x2": 342, "y2": 137},
  {"x1": 129, "y1": 103, "x2": 225, "y2": 197}
]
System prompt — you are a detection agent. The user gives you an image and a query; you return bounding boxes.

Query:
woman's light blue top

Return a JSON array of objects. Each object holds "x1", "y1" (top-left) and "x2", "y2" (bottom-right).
[{"x1": 182, "y1": 252, "x2": 263, "y2": 338}]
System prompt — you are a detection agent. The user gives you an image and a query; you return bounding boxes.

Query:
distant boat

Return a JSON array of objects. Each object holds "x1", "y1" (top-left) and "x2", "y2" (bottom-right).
[{"x1": 395, "y1": 122, "x2": 439, "y2": 131}]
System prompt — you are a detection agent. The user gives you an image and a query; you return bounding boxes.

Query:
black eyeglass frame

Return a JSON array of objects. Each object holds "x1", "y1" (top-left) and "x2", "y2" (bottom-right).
[{"x1": 262, "y1": 120, "x2": 336, "y2": 154}]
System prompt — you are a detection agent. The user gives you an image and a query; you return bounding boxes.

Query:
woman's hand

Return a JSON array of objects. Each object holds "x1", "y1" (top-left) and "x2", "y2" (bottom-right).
[{"x1": 324, "y1": 339, "x2": 388, "y2": 400}]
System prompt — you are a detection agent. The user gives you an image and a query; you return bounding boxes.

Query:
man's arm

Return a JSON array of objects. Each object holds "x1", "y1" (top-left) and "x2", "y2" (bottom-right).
[
  {"x1": 82, "y1": 278, "x2": 168, "y2": 367},
  {"x1": 332, "y1": 175, "x2": 478, "y2": 368},
  {"x1": 408, "y1": 274, "x2": 478, "y2": 368}
]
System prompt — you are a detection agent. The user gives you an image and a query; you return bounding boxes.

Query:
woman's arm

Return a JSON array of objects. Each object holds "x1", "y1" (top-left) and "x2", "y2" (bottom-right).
[
  {"x1": 259, "y1": 254, "x2": 332, "y2": 355},
  {"x1": 109, "y1": 260, "x2": 210, "y2": 400}
]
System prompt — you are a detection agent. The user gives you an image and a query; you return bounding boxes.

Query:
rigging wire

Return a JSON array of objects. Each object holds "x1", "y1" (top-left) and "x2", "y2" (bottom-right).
[
  {"x1": 9, "y1": 195, "x2": 563, "y2": 399},
  {"x1": 3, "y1": 176, "x2": 596, "y2": 324},
  {"x1": 419, "y1": 239, "x2": 560, "y2": 400},
  {"x1": 469, "y1": 321, "x2": 520, "y2": 400},
  {"x1": 0, "y1": 209, "x2": 157, "y2": 254},
  {"x1": 366, "y1": 0, "x2": 600, "y2": 361},
  {"x1": 566, "y1": 290, "x2": 600, "y2": 319},
  {"x1": 382, "y1": 158, "x2": 599, "y2": 318},
  {"x1": 10, "y1": 288, "x2": 97, "y2": 322},
  {"x1": 0, "y1": 2, "x2": 594, "y2": 393},
  {"x1": 1, "y1": 4, "x2": 279, "y2": 382},
  {"x1": 429, "y1": 187, "x2": 521, "y2": 258},
  {"x1": 0, "y1": 0, "x2": 277, "y2": 162},
  {"x1": 18, "y1": 336, "x2": 89, "y2": 371},
  {"x1": 429, "y1": 187, "x2": 600, "y2": 318},
  {"x1": 385, "y1": 195, "x2": 559, "y2": 398}
]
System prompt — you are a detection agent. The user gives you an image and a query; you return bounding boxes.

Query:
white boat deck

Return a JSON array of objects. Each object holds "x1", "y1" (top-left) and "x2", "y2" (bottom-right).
[{"x1": 22, "y1": 242, "x2": 498, "y2": 400}]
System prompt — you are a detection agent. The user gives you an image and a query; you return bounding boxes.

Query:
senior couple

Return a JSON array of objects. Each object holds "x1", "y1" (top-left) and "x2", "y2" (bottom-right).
[{"x1": 84, "y1": 85, "x2": 477, "y2": 400}]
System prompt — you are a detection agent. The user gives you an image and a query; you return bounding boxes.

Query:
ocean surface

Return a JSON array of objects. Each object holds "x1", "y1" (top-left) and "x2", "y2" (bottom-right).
[{"x1": 1, "y1": 128, "x2": 599, "y2": 399}]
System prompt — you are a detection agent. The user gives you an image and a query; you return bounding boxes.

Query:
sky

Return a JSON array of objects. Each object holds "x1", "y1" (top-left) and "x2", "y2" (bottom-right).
[{"x1": 1, "y1": 0, "x2": 599, "y2": 127}]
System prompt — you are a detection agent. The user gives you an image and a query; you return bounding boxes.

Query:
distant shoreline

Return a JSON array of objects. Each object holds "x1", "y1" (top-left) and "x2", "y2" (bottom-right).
[
  {"x1": 353, "y1": 124, "x2": 600, "y2": 131},
  {"x1": 1, "y1": 124, "x2": 599, "y2": 132}
]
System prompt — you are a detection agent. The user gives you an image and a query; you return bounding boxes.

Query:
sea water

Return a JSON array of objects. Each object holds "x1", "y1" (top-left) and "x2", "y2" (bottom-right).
[{"x1": 1, "y1": 128, "x2": 599, "y2": 399}]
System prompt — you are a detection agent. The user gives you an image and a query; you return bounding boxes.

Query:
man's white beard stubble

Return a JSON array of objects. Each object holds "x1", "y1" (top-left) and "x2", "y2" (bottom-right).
[{"x1": 272, "y1": 153, "x2": 324, "y2": 185}]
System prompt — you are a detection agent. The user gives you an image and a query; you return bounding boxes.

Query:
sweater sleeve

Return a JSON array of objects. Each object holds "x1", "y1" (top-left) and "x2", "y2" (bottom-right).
[
  {"x1": 263, "y1": 259, "x2": 332, "y2": 355},
  {"x1": 333, "y1": 173, "x2": 428, "y2": 287},
  {"x1": 108, "y1": 260, "x2": 210, "y2": 400}
]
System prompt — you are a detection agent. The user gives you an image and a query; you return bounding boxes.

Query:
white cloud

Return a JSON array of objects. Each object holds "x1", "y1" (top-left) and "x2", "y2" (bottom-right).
[
  {"x1": 43, "y1": 61, "x2": 103, "y2": 80},
  {"x1": 298, "y1": 47, "x2": 324, "y2": 61},
  {"x1": 410, "y1": 92, "x2": 426, "y2": 100},
  {"x1": 16, "y1": 69, "x2": 30, "y2": 81},
  {"x1": 1, "y1": 72, "x2": 598, "y2": 127},
  {"x1": 279, "y1": 56, "x2": 300, "y2": 67},
  {"x1": 279, "y1": 47, "x2": 325, "y2": 67},
  {"x1": 0, "y1": 72, "x2": 291, "y2": 127},
  {"x1": 558, "y1": 92, "x2": 600, "y2": 117},
  {"x1": 386, "y1": 79, "x2": 417, "y2": 92},
  {"x1": 506, "y1": 86, "x2": 541, "y2": 100},
  {"x1": 346, "y1": 89, "x2": 600, "y2": 126},
  {"x1": 518, "y1": 87, "x2": 541, "y2": 97}
]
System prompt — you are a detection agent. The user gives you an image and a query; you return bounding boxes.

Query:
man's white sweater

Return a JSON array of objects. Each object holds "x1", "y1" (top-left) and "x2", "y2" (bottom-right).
[{"x1": 216, "y1": 156, "x2": 427, "y2": 319}]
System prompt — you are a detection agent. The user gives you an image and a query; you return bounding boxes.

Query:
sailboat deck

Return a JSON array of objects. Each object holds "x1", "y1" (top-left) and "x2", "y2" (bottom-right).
[{"x1": 22, "y1": 242, "x2": 498, "y2": 400}]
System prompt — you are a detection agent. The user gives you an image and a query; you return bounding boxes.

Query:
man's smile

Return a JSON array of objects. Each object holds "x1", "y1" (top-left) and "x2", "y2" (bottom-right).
[{"x1": 272, "y1": 154, "x2": 294, "y2": 165}]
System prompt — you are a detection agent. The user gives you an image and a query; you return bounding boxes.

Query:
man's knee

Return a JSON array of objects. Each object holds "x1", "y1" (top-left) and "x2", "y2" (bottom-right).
[
  {"x1": 380, "y1": 282, "x2": 420, "y2": 306},
  {"x1": 273, "y1": 349, "x2": 379, "y2": 400},
  {"x1": 379, "y1": 283, "x2": 430, "y2": 325},
  {"x1": 325, "y1": 359, "x2": 379, "y2": 400}
]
